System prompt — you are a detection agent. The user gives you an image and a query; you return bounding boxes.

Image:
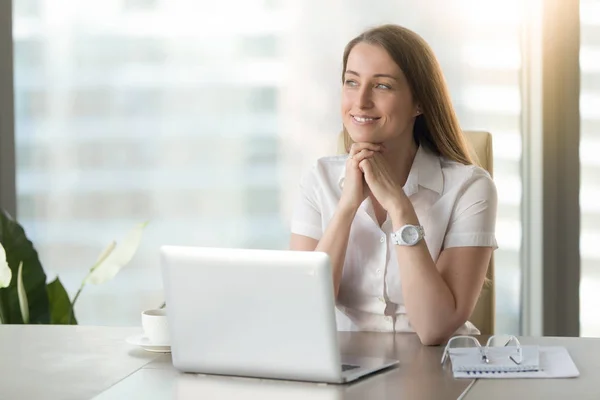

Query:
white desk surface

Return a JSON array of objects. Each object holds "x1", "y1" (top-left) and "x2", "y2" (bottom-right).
[
  {"x1": 1, "y1": 325, "x2": 599, "y2": 400},
  {"x1": 0, "y1": 325, "x2": 156, "y2": 400}
]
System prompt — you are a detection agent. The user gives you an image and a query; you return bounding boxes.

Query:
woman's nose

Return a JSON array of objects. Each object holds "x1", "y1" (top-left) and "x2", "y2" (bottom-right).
[{"x1": 357, "y1": 87, "x2": 374, "y2": 109}]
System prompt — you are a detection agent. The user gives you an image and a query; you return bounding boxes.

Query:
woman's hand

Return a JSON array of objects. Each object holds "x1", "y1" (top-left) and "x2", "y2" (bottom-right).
[
  {"x1": 339, "y1": 142, "x2": 383, "y2": 212},
  {"x1": 359, "y1": 152, "x2": 408, "y2": 213}
]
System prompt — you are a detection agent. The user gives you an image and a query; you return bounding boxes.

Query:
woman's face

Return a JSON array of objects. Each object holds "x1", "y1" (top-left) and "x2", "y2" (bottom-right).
[{"x1": 342, "y1": 42, "x2": 419, "y2": 145}]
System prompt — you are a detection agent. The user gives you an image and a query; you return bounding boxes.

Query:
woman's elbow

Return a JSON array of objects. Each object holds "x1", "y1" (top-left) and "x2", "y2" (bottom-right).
[
  {"x1": 416, "y1": 315, "x2": 468, "y2": 346},
  {"x1": 417, "y1": 331, "x2": 449, "y2": 346}
]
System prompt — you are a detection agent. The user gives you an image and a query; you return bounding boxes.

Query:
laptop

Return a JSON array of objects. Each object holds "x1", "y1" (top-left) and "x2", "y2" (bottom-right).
[{"x1": 160, "y1": 246, "x2": 399, "y2": 384}]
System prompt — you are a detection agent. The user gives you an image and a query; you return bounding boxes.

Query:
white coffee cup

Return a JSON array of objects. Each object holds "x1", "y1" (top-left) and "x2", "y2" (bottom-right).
[{"x1": 141, "y1": 308, "x2": 170, "y2": 345}]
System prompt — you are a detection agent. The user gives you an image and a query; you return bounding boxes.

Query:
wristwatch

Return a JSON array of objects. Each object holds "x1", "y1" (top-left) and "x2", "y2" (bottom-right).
[{"x1": 391, "y1": 225, "x2": 425, "y2": 246}]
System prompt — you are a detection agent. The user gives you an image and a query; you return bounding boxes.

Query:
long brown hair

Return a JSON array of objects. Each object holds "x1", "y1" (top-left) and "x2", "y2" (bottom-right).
[{"x1": 341, "y1": 24, "x2": 474, "y2": 165}]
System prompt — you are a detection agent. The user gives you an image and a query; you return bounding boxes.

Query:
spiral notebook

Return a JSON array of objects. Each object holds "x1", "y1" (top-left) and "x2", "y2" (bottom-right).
[{"x1": 448, "y1": 346, "x2": 580, "y2": 379}]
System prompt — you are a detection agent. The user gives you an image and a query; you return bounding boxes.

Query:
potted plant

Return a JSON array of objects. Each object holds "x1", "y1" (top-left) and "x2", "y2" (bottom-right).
[{"x1": 0, "y1": 209, "x2": 147, "y2": 324}]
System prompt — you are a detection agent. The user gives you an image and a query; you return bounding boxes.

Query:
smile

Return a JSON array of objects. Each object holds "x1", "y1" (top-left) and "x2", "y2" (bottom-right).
[{"x1": 351, "y1": 115, "x2": 381, "y2": 124}]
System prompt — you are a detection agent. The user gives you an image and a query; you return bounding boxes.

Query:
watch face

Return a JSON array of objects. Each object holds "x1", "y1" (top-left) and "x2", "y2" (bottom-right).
[{"x1": 401, "y1": 226, "x2": 419, "y2": 244}]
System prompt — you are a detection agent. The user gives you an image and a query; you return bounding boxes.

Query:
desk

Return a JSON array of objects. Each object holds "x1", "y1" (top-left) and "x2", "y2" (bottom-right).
[
  {"x1": 0, "y1": 326, "x2": 156, "y2": 400},
  {"x1": 1, "y1": 326, "x2": 598, "y2": 399},
  {"x1": 0, "y1": 325, "x2": 468, "y2": 400}
]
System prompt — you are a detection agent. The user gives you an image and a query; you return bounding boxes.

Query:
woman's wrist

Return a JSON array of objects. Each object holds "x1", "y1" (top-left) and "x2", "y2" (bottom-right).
[
  {"x1": 337, "y1": 200, "x2": 360, "y2": 219},
  {"x1": 389, "y1": 199, "x2": 419, "y2": 230}
]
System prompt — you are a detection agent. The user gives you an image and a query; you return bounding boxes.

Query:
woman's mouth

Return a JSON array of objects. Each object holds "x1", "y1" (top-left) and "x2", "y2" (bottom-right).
[{"x1": 351, "y1": 115, "x2": 380, "y2": 125}]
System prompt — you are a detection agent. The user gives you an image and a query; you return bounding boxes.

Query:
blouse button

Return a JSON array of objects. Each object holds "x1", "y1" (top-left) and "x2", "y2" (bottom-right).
[
  {"x1": 376, "y1": 269, "x2": 382, "y2": 275},
  {"x1": 380, "y1": 236, "x2": 385, "y2": 243}
]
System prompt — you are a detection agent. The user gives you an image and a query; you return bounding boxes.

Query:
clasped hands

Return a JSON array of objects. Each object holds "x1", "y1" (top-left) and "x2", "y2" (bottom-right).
[{"x1": 340, "y1": 142, "x2": 409, "y2": 214}]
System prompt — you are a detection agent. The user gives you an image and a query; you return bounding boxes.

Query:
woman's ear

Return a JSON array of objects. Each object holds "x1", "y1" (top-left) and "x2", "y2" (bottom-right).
[{"x1": 414, "y1": 103, "x2": 422, "y2": 117}]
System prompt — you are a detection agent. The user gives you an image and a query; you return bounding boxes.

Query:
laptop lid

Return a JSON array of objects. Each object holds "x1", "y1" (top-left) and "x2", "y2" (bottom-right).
[{"x1": 160, "y1": 246, "x2": 343, "y2": 382}]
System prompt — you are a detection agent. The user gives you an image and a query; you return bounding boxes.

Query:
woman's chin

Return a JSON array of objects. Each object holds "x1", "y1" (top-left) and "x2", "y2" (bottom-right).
[
  {"x1": 346, "y1": 124, "x2": 391, "y2": 143},
  {"x1": 348, "y1": 132, "x2": 382, "y2": 144}
]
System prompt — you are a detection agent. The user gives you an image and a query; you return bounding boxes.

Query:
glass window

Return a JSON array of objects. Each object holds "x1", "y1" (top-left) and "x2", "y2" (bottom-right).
[
  {"x1": 580, "y1": 0, "x2": 600, "y2": 337},
  {"x1": 13, "y1": 0, "x2": 523, "y2": 330}
]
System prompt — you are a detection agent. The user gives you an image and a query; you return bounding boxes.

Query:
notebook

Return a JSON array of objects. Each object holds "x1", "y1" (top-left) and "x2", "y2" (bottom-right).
[{"x1": 449, "y1": 346, "x2": 580, "y2": 379}]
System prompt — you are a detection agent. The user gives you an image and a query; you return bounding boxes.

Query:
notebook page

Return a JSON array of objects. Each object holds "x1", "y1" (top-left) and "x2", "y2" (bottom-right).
[{"x1": 448, "y1": 345, "x2": 540, "y2": 373}]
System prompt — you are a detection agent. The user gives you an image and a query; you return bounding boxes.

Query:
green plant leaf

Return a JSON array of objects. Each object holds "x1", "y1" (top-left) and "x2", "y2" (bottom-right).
[
  {"x1": 0, "y1": 242, "x2": 11, "y2": 289},
  {"x1": 17, "y1": 261, "x2": 29, "y2": 323},
  {"x1": 0, "y1": 210, "x2": 50, "y2": 324},
  {"x1": 84, "y1": 222, "x2": 148, "y2": 285},
  {"x1": 47, "y1": 278, "x2": 77, "y2": 325}
]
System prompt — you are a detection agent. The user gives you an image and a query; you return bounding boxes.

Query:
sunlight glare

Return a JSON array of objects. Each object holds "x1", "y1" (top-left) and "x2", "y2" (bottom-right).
[{"x1": 455, "y1": 0, "x2": 524, "y2": 24}]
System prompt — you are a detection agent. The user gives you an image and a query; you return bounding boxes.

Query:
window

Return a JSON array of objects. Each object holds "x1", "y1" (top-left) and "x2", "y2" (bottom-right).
[
  {"x1": 13, "y1": 0, "x2": 523, "y2": 330},
  {"x1": 580, "y1": 0, "x2": 600, "y2": 337}
]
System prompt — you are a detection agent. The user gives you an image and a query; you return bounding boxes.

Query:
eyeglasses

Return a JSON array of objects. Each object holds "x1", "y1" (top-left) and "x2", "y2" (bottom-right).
[{"x1": 441, "y1": 335, "x2": 523, "y2": 366}]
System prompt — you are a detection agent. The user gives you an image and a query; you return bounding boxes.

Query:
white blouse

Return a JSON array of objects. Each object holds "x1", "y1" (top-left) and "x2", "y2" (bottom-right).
[{"x1": 290, "y1": 145, "x2": 498, "y2": 334}]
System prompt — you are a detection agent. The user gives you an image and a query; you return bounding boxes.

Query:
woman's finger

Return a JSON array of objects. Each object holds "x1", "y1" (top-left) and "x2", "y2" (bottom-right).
[
  {"x1": 358, "y1": 158, "x2": 371, "y2": 175},
  {"x1": 352, "y1": 149, "x2": 375, "y2": 163},
  {"x1": 349, "y1": 142, "x2": 383, "y2": 158}
]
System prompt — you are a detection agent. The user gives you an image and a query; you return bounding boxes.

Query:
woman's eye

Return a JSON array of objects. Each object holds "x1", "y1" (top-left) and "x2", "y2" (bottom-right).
[
  {"x1": 376, "y1": 83, "x2": 391, "y2": 90},
  {"x1": 344, "y1": 80, "x2": 358, "y2": 87}
]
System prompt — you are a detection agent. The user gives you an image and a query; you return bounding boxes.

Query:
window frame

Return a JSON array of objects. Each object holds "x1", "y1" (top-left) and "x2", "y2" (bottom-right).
[
  {"x1": 0, "y1": 0, "x2": 16, "y2": 217},
  {"x1": 521, "y1": 0, "x2": 581, "y2": 336}
]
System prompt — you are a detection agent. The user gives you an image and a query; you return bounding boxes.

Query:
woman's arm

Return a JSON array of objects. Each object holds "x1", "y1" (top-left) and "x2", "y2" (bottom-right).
[
  {"x1": 389, "y1": 201, "x2": 492, "y2": 345},
  {"x1": 360, "y1": 153, "x2": 497, "y2": 345},
  {"x1": 290, "y1": 142, "x2": 383, "y2": 297},
  {"x1": 290, "y1": 205, "x2": 357, "y2": 297}
]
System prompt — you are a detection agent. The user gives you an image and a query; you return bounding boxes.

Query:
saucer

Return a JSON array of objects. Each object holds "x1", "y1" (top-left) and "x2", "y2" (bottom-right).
[{"x1": 126, "y1": 334, "x2": 171, "y2": 353}]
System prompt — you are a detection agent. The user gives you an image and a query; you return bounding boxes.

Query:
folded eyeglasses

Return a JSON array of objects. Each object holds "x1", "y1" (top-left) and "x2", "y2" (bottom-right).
[{"x1": 441, "y1": 335, "x2": 523, "y2": 366}]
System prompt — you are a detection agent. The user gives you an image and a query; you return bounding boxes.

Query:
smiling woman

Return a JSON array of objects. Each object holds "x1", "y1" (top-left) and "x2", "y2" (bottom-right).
[
  {"x1": 290, "y1": 24, "x2": 498, "y2": 345},
  {"x1": 342, "y1": 43, "x2": 418, "y2": 146},
  {"x1": 340, "y1": 25, "x2": 473, "y2": 166}
]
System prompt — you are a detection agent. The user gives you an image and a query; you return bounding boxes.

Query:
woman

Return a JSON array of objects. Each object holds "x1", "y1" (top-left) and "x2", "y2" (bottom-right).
[{"x1": 289, "y1": 24, "x2": 498, "y2": 345}]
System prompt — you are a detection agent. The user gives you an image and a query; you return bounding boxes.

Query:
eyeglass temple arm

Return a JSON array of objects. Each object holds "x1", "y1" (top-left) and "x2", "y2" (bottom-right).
[{"x1": 440, "y1": 336, "x2": 481, "y2": 365}]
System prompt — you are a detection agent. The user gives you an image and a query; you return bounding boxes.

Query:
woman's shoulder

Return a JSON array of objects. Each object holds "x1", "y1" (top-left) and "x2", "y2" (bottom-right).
[
  {"x1": 315, "y1": 154, "x2": 347, "y2": 167},
  {"x1": 307, "y1": 154, "x2": 347, "y2": 176},
  {"x1": 299, "y1": 154, "x2": 347, "y2": 188},
  {"x1": 439, "y1": 157, "x2": 498, "y2": 210},
  {"x1": 439, "y1": 157, "x2": 495, "y2": 189}
]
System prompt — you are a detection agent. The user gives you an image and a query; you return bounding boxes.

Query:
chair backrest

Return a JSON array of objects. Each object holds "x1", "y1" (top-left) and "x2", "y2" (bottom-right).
[
  {"x1": 336, "y1": 130, "x2": 495, "y2": 334},
  {"x1": 463, "y1": 131, "x2": 495, "y2": 335}
]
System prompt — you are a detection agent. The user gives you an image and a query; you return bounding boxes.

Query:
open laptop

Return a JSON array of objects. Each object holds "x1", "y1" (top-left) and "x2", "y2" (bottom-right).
[{"x1": 160, "y1": 246, "x2": 399, "y2": 384}]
